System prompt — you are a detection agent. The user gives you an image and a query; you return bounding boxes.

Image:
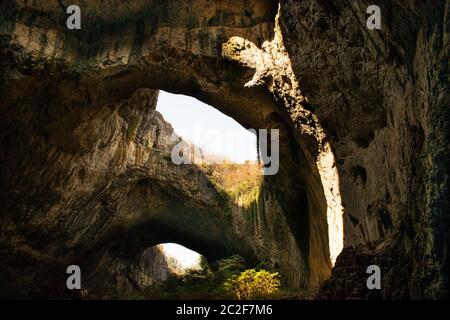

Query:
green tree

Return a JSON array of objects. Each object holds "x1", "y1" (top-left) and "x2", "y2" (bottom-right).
[
  {"x1": 217, "y1": 255, "x2": 245, "y2": 276},
  {"x1": 223, "y1": 269, "x2": 280, "y2": 300}
]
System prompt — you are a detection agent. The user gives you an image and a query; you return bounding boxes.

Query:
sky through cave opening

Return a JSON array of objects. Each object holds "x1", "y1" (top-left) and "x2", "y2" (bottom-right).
[
  {"x1": 156, "y1": 91, "x2": 259, "y2": 164},
  {"x1": 159, "y1": 243, "x2": 202, "y2": 273},
  {"x1": 155, "y1": 90, "x2": 262, "y2": 266}
]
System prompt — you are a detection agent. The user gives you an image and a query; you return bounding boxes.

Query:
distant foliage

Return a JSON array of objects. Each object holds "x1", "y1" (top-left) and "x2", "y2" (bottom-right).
[
  {"x1": 142, "y1": 255, "x2": 245, "y2": 299},
  {"x1": 139, "y1": 255, "x2": 287, "y2": 300},
  {"x1": 202, "y1": 163, "x2": 262, "y2": 207},
  {"x1": 223, "y1": 269, "x2": 281, "y2": 300}
]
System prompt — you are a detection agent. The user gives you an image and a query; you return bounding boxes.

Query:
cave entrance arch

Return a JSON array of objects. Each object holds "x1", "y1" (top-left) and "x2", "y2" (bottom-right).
[
  {"x1": 0, "y1": 0, "x2": 345, "y2": 295},
  {"x1": 126, "y1": 86, "x2": 338, "y2": 288},
  {"x1": 83, "y1": 86, "x2": 339, "y2": 290}
]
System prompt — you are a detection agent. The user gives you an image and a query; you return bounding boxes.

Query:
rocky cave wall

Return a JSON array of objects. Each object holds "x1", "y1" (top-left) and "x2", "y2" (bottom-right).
[
  {"x1": 279, "y1": 0, "x2": 449, "y2": 299},
  {"x1": 0, "y1": 0, "x2": 448, "y2": 299},
  {"x1": 0, "y1": 85, "x2": 260, "y2": 297}
]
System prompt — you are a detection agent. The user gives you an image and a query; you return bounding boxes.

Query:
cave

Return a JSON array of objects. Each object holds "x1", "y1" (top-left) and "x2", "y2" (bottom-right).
[{"x1": 0, "y1": 0, "x2": 448, "y2": 300}]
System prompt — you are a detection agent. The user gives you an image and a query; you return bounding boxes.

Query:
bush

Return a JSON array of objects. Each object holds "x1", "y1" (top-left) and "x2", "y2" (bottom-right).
[
  {"x1": 223, "y1": 269, "x2": 280, "y2": 300},
  {"x1": 139, "y1": 256, "x2": 287, "y2": 300},
  {"x1": 216, "y1": 255, "x2": 246, "y2": 278}
]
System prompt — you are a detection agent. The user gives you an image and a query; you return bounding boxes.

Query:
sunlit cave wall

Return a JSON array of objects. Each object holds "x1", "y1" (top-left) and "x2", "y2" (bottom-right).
[
  {"x1": 279, "y1": 1, "x2": 449, "y2": 299},
  {"x1": 317, "y1": 144, "x2": 344, "y2": 266},
  {"x1": 218, "y1": 4, "x2": 345, "y2": 288}
]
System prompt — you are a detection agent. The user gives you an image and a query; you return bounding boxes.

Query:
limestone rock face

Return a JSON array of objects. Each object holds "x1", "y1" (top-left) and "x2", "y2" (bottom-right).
[
  {"x1": 0, "y1": 0, "x2": 448, "y2": 299},
  {"x1": 91, "y1": 246, "x2": 170, "y2": 296},
  {"x1": 0, "y1": 86, "x2": 254, "y2": 297},
  {"x1": 279, "y1": 1, "x2": 449, "y2": 299}
]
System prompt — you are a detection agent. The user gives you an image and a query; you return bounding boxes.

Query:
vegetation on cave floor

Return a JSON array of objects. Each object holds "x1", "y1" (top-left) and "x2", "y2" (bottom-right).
[
  {"x1": 200, "y1": 162, "x2": 263, "y2": 208},
  {"x1": 125, "y1": 255, "x2": 316, "y2": 300}
]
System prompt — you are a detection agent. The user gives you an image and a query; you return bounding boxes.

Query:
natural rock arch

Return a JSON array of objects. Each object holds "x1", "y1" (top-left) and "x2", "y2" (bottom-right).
[{"x1": 0, "y1": 0, "x2": 448, "y2": 299}]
